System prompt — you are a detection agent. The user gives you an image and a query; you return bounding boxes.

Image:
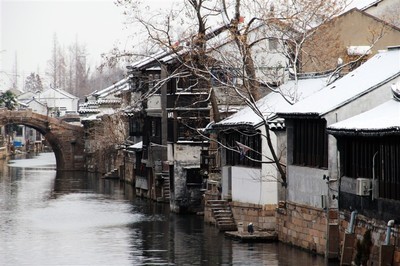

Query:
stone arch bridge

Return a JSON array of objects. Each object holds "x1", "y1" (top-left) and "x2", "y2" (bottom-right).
[{"x1": 0, "y1": 109, "x2": 85, "y2": 171}]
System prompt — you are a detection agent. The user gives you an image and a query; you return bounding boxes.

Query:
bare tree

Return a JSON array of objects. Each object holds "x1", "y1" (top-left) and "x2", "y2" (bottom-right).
[
  {"x1": 24, "y1": 72, "x2": 44, "y2": 92},
  {"x1": 46, "y1": 33, "x2": 59, "y2": 88},
  {"x1": 46, "y1": 34, "x2": 90, "y2": 96},
  {"x1": 88, "y1": 65, "x2": 126, "y2": 93},
  {"x1": 113, "y1": 0, "x2": 349, "y2": 185},
  {"x1": 83, "y1": 113, "x2": 127, "y2": 174}
]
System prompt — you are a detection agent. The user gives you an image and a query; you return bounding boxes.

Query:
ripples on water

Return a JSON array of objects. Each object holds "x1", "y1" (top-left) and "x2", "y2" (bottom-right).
[{"x1": 0, "y1": 153, "x2": 332, "y2": 266}]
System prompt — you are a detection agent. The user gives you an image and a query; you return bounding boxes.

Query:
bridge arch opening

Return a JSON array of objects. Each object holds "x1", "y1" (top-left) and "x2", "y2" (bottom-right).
[{"x1": 6, "y1": 123, "x2": 61, "y2": 168}]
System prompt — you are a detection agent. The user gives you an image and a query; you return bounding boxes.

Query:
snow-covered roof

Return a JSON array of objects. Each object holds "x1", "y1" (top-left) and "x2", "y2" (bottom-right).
[
  {"x1": 17, "y1": 100, "x2": 29, "y2": 108},
  {"x1": 78, "y1": 107, "x2": 100, "y2": 114},
  {"x1": 26, "y1": 98, "x2": 47, "y2": 107},
  {"x1": 17, "y1": 91, "x2": 36, "y2": 100},
  {"x1": 130, "y1": 50, "x2": 170, "y2": 69},
  {"x1": 97, "y1": 99, "x2": 122, "y2": 105},
  {"x1": 54, "y1": 87, "x2": 79, "y2": 99},
  {"x1": 41, "y1": 87, "x2": 79, "y2": 100},
  {"x1": 128, "y1": 141, "x2": 143, "y2": 150},
  {"x1": 347, "y1": 45, "x2": 372, "y2": 56},
  {"x1": 278, "y1": 47, "x2": 400, "y2": 117},
  {"x1": 213, "y1": 75, "x2": 329, "y2": 129},
  {"x1": 79, "y1": 78, "x2": 128, "y2": 117},
  {"x1": 93, "y1": 78, "x2": 129, "y2": 98},
  {"x1": 80, "y1": 108, "x2": 116, "y2": 121},
  {"x1": 344, "y1": 0, "x2": 383, "y2": 12},
  {"x1": 79, "y1": 100, "x2": 97, "y2": 107},
  {"x1": 327, "y1": 97, "x2": 400, "y2": 136}
]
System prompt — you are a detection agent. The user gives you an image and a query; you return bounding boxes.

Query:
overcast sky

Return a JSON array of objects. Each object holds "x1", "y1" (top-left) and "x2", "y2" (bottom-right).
[{"x1": 0, "y1": 0, "x2": 135, "y2": 89}]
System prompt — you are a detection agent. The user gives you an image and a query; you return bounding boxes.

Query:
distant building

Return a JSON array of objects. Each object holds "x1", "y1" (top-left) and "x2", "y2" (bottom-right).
[
  {"x1": 301, "y1": 8, "x2": 400, "y2": 73},
  {"x1": 15, "y1": 87, "x2": 79, "y2": 151},
  {"x1": 18, "y1": 87, "x2": 79, "y2": 116}
]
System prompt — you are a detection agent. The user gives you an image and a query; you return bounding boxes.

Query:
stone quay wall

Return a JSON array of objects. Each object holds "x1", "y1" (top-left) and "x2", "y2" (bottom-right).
[
  {"x1": 231, "y1": 201, "x2": 277, "y2": 231},
  {"x1": 276, "y1": 201, "x2": 328, "y2": 255},
  {"x1": 339, "y1": 211, "x2": 400, "y2": 265}
]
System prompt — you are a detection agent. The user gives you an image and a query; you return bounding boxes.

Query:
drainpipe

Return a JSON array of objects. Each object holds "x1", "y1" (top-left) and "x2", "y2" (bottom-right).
[
  {"x1": 347, "y1": 210, "x2": 357, "y2": 233},
  {"x1": 385, "y1": 220, "x2": 395, "y2": 245},
  {"x1": 372, "y1": 151, "x2": 378, "y2": 201}
]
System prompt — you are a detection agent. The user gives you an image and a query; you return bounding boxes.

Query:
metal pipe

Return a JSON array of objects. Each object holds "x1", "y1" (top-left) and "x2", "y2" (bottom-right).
[
  {"x1": 385, "y1": 220, "x2": 395, "y2": 245},
  {"x1": 347, "y1": 210, "x2": 358, "y2": 233},
  {"x1": 372, "y1": 151, "x2": 378, "y2": 201}
]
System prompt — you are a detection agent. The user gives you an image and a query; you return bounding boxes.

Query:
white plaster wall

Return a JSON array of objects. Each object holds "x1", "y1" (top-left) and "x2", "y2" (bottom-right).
[
  {"x1": 221, "y1": 166, "x2": 231, "y2": 200},
  {"x1": 220, "y1": 127, "x2": 281, "y2": 205},
  {"x1": 287, "y1": 165, "x2": 328, "y2": 208},
  {"x1": 260, "y1": 126, "x2": 281, "y2": 181},
  {"x1": 28, "y1": 102, "x2": 47, "y2": 115},
  {"x1": 147, "y1": 95, "x2": 161, "y2": 110},
  {"x1": 174, "y1": 144, "x2": 202, "y2": 163},
  {"x1": 41, "y1": 90, "x2": 78, "y2": 112},
  {"x1": 259, "y1": 125, "x2": 280, "y2": 204},
  {"x1": 231, "y1": 166, "x2": 277, "y2": 205}
]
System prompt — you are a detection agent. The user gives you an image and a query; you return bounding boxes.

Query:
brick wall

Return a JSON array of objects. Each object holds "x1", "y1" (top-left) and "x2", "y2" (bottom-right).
[{"x1": 276, "y1": 201, "x2": 327, "y2": 255}]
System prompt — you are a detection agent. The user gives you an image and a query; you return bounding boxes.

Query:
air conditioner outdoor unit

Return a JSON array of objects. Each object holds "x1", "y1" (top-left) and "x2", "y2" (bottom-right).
[{"x1": 356, "y1": 178, "x2": 371, "y2": 196}]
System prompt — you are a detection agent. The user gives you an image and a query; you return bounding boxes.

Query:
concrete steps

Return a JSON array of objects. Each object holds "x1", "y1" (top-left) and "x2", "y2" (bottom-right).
[
  {"x1": 163, "y1": 176, "x2": 170, "y2": 200},
  {"x1": 207, "y1": 200, "x2": 237, "y2": 231}
]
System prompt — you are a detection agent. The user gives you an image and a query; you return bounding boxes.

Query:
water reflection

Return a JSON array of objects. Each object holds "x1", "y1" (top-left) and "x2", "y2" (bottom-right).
[{"x1": 0, "y1": 152, "x2": 334, "y2": 265}]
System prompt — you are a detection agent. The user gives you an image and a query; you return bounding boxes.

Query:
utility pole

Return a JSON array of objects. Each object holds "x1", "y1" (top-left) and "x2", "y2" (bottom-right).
[{"x1": 160, "y1": 63, "x2": 168, "y2": 161}]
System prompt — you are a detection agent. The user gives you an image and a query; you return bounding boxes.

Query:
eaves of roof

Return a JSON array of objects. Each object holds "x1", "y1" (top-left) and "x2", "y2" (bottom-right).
[
  {"x1": 93, "y1": 78, "x2": 129, "y2": 98},
  {"x1": 276, "y1": 112, "x2": 320, "y2": 119},
  {"x1": 327, "y1": 127, "x2": 400, "y2": 137}
]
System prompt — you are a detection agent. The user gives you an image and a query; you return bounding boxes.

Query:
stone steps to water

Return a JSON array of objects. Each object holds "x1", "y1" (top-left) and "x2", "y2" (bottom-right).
[
  {"x1": 162, "y1": 177, "x2": 170, "y2": 200},
  {"x1": 208, "y1": 199, "x2": 237, "y2": 232}
]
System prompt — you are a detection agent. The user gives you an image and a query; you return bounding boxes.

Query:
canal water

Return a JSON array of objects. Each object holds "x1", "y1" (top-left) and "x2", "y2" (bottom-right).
[{"x1": 0, "y1": 152, "x2": 334, "y2": 265}]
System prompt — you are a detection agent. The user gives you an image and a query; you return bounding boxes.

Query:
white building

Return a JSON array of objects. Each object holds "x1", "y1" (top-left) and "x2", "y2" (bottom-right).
[
  {"x1": 212, "y1": 74, "x2": 328, "y2": 229},
  {"x1": 18, "y1": 87, "x2": 79, "y2": 116}
]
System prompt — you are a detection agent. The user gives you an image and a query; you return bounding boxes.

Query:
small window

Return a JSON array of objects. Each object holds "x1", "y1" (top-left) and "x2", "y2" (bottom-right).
[{"x1": 186, "y1": 168, "x2": 202, "y2": 184}]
